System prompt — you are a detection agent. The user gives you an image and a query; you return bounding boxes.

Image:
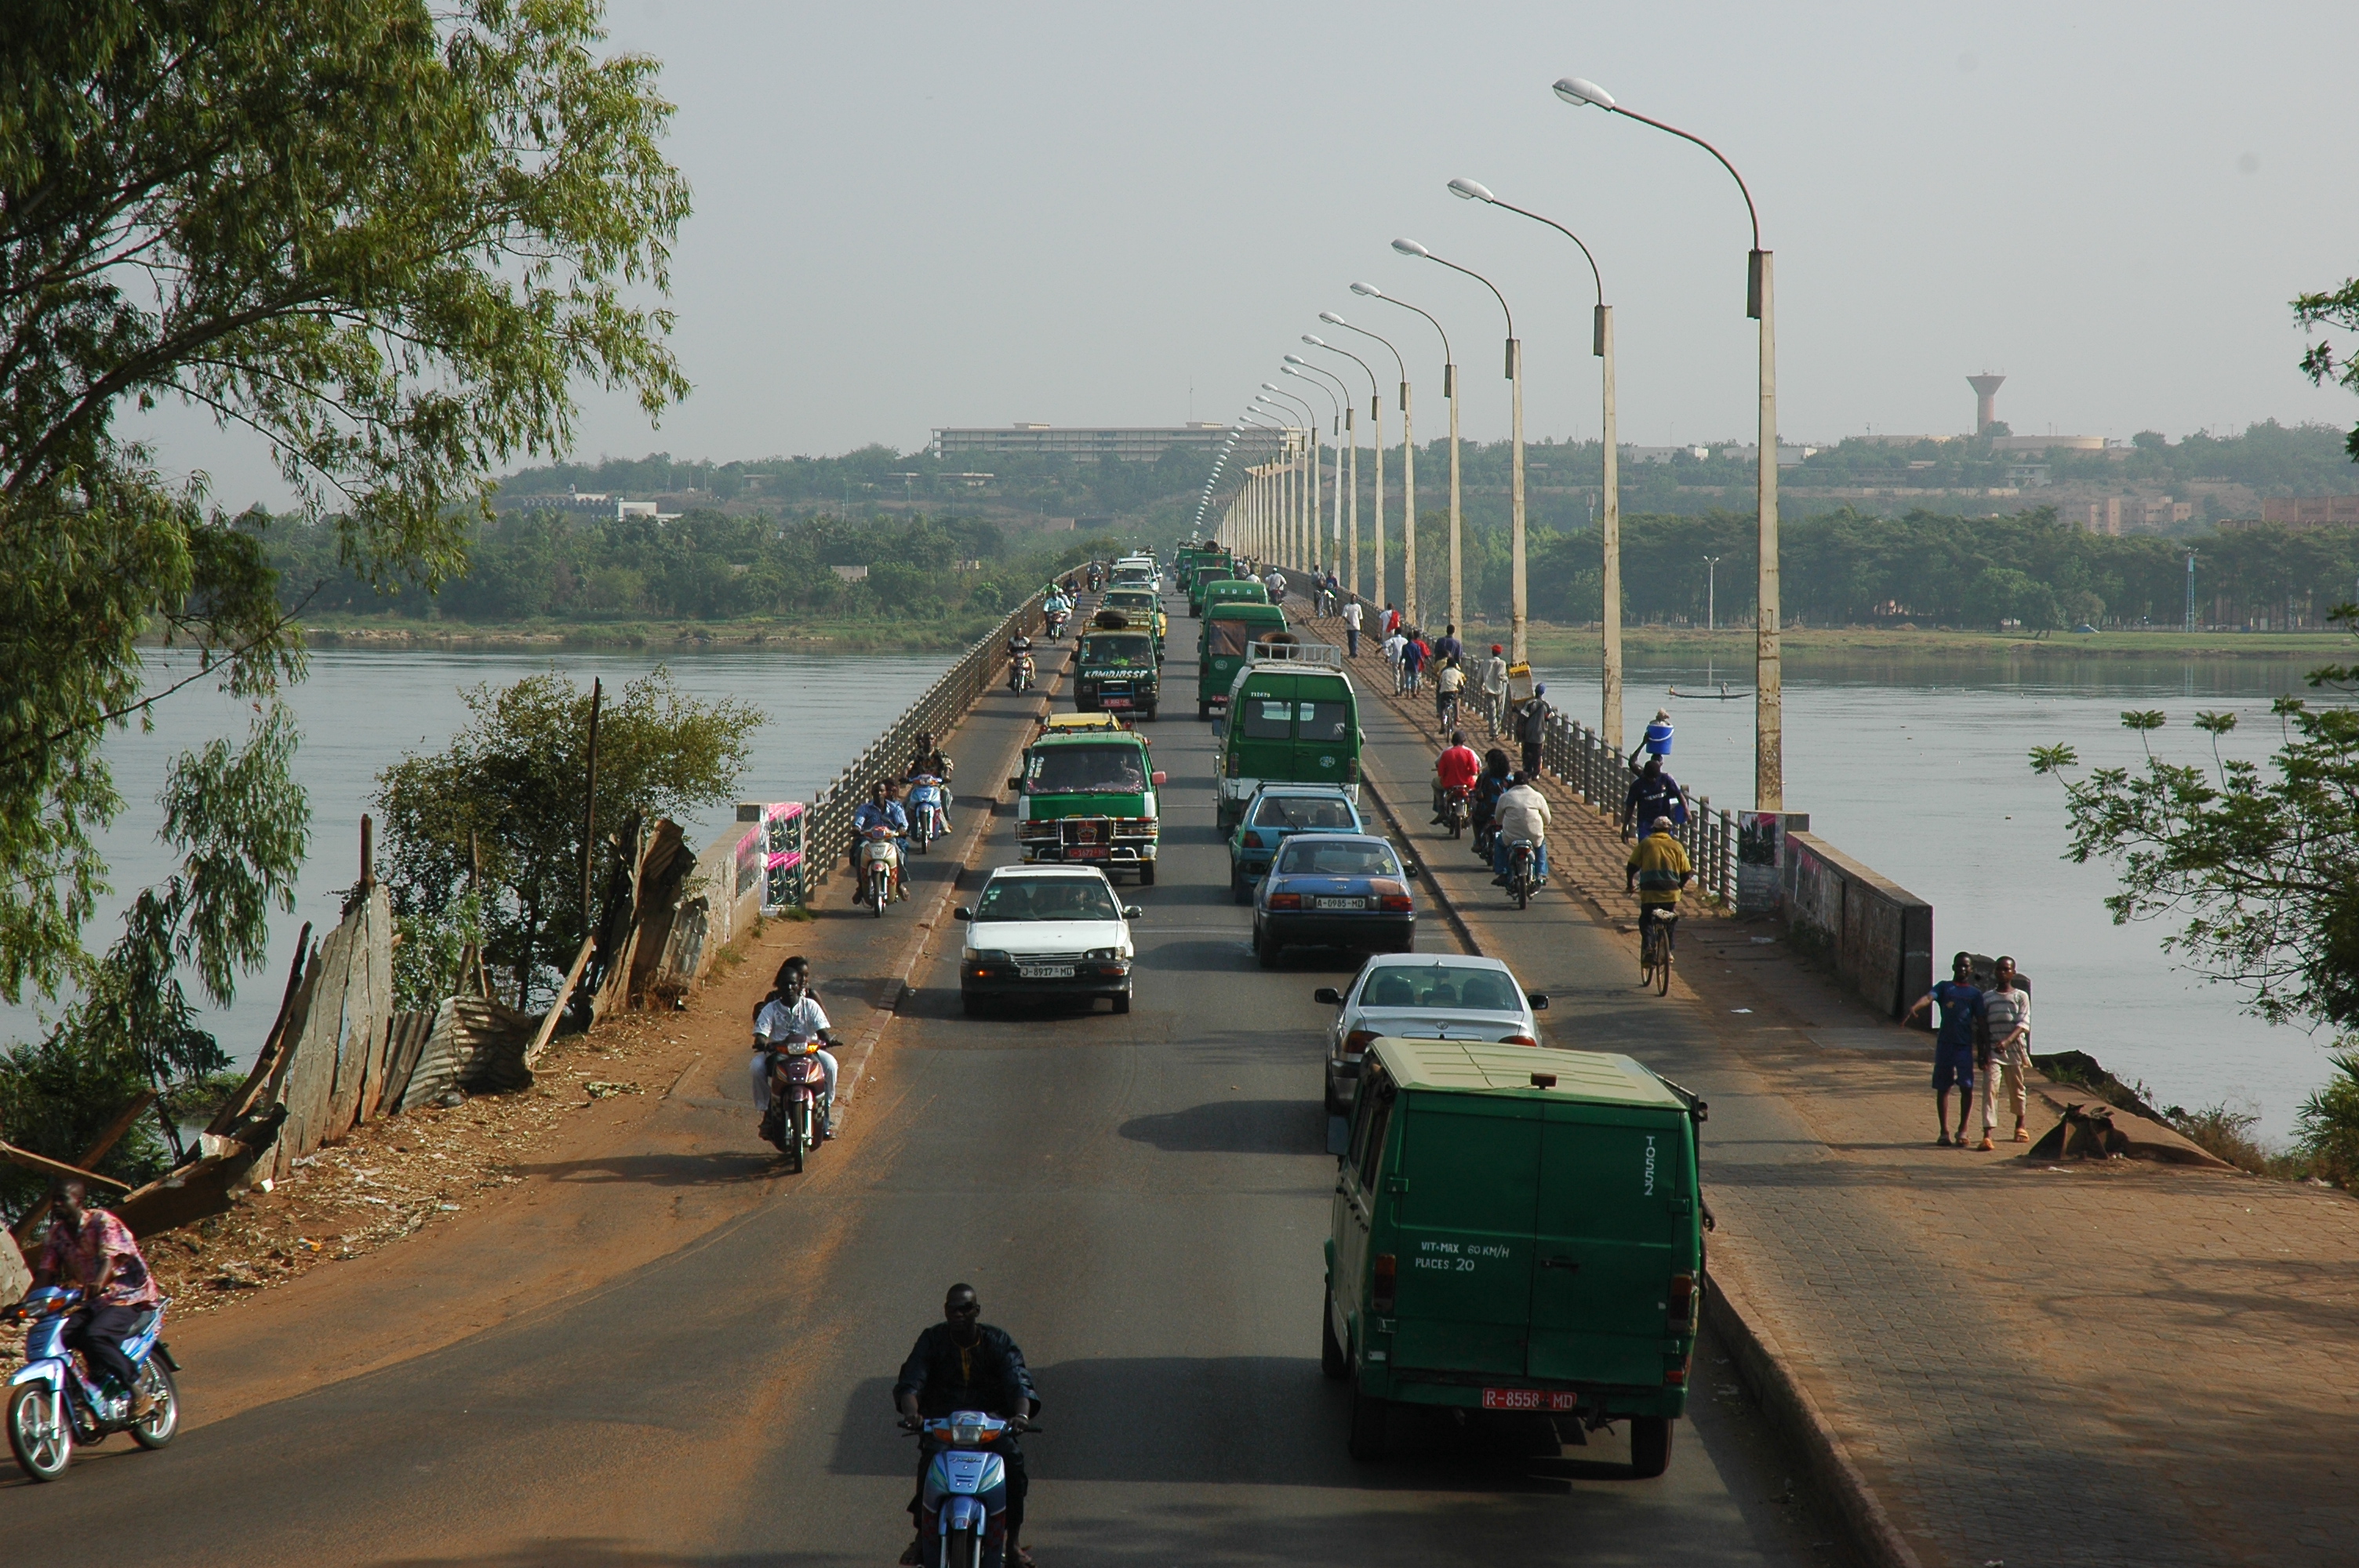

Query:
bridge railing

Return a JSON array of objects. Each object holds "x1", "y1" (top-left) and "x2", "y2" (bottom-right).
[{"x1": 800, "y1": 588, "x2": 1049, "y2": 895}]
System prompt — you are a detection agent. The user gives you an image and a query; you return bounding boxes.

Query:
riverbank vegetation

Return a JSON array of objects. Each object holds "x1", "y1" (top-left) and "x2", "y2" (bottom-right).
[
  {"x1": 0, "y1": 0, "x2": 692, "y2": 1212},
  {"x1": 376, "y1": 671, "x2": 761, "y2": 1011},
  {"x1": 2033, "y1": 606, "x2": 2359, "y2": 1188}
]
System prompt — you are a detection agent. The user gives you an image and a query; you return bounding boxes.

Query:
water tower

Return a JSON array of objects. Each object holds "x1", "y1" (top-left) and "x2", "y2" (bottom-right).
[{"x1": 1967, "y1": 373, "x2": 2006, "y2": 435}]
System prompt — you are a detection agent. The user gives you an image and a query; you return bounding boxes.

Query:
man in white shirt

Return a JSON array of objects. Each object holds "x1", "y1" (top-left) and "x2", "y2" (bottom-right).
[
  {"x1": 752, "y1": 970, "x2": 839, "y2": 1137},
  {"x1": 1492, "y1": 771, "x2": 1552, "y2": 887},
  {"x1": 1341, "y1": 598, "x2": 1364, "y2": 656},
  {"x1": 1381, "y1": 629, "x2": 1408, "y2": 691}
]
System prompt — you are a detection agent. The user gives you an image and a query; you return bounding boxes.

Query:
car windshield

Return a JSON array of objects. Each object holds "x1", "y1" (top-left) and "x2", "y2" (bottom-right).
[
  {"x1": 1275, "y1": 840, "x2": 1398, "y2": 877},
  {"x1": 1107, "y1": 593, "x2": 1155, "y2": 610},
  {"x1": 972, "y1": 879, "x2": 1121, "y2": 922},
  {"x1": 1028, "y1": 745, "x2": 1148, "y2": 794},
  {"x1": 1080, "y1": 635, "x2": 1154, "y2": 666},
  {"x1": 1359, "y1": 964, "x2": 1521, "y2": 1012},
  {"x1": 1252, "y1": 795, "x2": 1356, "y2": 830}
]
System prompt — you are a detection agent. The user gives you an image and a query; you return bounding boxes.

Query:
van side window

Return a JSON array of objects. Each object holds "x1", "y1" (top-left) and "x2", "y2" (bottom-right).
[
  {"x1": 1299, "y1": 700, "x2": 1350, "y2": 740},
  {"x1": 1241, "y1": 699, "x2": 1294, "y2": 739}
]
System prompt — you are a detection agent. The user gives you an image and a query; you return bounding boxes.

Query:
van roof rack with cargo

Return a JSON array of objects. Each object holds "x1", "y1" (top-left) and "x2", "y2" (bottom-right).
[{"x1": 1247, "y1": 640, "x2": 1343, "y2": 670}]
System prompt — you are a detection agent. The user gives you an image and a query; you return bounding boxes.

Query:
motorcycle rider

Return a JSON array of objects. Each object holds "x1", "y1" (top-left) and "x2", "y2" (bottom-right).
[
  {"x1": 1621, "y1": 755, "x2": 1688, "y2": 842},
  {"x1": 1492, "y1": 769, "x2": 1553, "y2": 890},
  {"x1": 1430, "y1": 729, "x2": 1481, "y2": 826},
  {"x1": 1007, "y1": 628, "x2": 1036, "y2": 691},
  {"x1": 1042, "y1": 586, "x2": 1073, "y2": 638},
  {"x1": 896, "y1": 1283, "x2": 1040, "y2": 1567},
  {"x1": 30, "y1": 1177, "x2": 161, "y2": 1417},
  {"x1": 853, "y1": 781, "x2": 911, "y2": 901},
  {"x1": 751, "y1": 964, "x2": 838, "y2": 1142},
  {"x1": 1470, "y1": 746, "x2": 1514, "y2": 856}
]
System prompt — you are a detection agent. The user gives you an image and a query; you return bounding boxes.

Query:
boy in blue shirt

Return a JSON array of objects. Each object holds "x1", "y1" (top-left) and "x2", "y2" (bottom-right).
[{"x1": 1906, "y1": 952, "x2": 1986, "y2": 1147}]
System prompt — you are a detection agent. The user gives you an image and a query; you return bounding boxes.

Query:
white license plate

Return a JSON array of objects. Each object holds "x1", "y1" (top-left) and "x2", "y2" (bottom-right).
[
  {"x1": 1019, "y1": 964, "x2": 1076, "y2": 979},
  {"x1": 1314, "y1": 896, "x2": 1369, "y2": 911}
]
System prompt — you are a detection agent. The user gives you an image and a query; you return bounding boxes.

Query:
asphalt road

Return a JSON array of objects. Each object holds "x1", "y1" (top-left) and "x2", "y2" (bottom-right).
[{"x1": 8, "y1": 591, "x2": 1832, "y2": 1568}]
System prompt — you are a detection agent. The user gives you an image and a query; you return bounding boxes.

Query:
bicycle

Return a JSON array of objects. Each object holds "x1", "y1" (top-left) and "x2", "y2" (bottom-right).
[{"x1": 1638, "y1": 906, "x2": 1677, "y2": 995}]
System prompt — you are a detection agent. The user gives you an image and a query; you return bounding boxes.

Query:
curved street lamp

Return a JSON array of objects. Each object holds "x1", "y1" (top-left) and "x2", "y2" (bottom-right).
[
  {"x1": 1321, "y1": 306, "x2": 1405, "y2": 622},
  {"x1": 1321, "y1": 310, "x2": 1401, "y2": 620},
  {"x1": 1450, "y1": 176, "x2": 1623, "y2": 752},
  {"x1": 1392, "y1": 238, "x2": 1528, "y2": 663},
  {"x1": 1260, "y1": 383, "x2": 1319, "y2": 570},
  {"x1": 1557, "y1": 72, "x2": 1782, "y2": 808},
  {"x1": 1350, "y1": 280, "x2": 1460, "y2": 640},
  {"x1": 1285, "y1": 357, "x2": 1353, "y2": 579},
  {"x1": 1311, "y1": 330, "x2": 1377, "y2": 598}
]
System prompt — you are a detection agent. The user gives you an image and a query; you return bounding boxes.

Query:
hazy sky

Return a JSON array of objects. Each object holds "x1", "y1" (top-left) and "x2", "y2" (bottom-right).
[{"x1": 136, "y1": 1, "x2": 2359, "y2": 509}]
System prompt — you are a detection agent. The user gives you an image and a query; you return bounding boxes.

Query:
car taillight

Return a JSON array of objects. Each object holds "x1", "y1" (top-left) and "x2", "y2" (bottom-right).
[
  {"x1": 1372, "y1": 1253, "x2": 1396, "y2": 1312},
  {"x1": 1668, "y1": 1272, "x2": 1696, "y2": 1327},
  {"x1": 1268, "y1": 891, "x2": 1303, "y2": 910},
  {"x1": 1377, "y1": 893, "x2": 1412, "y2": 913},
  {"x1": 1344, "y1": 1029, "x2": 1379, "y2": 1054},
  {"x1": 1499, "y1": 1033, "x2": 1538, "y2": 1047},
  {"x1": 1226, "y1": 753, "x2": 1241, "y2": 777},
  {"x1": 1242, "y1": 830, "x2": 1262, "y2": 848}
]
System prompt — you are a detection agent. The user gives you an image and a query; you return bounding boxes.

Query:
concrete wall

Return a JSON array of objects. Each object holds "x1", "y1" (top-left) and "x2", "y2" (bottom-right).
[{"x1": 1782, "y1": 831, "x2": 1933, "y2": 1021}]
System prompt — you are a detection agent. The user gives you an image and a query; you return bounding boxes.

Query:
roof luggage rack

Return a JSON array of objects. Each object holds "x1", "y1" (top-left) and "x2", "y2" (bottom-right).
[{"x1": 1246, "y1": 639, "x2": 1343, "y2": 670}]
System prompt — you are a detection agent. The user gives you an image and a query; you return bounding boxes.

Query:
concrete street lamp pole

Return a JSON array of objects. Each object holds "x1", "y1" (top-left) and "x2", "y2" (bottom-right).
[
  {"x1": 1302, "y1": 349, "x2": 1358, "y2": 593},
  {"x1": 1262, "y1": 384, "x2": 1320, "y2": 571},
  {"x1": 1321, "y1": 308, "x2": 1405, "y2": 627},
  {"x1": 1354, "y1": 283, "x2": 1462, "y2": 655},
  {"x1": 1557, "y1": 74, "x2": 1781, "y2": 808},
  {"x1": 1303, "y1": 334, "x2": 1375, "y2": 602},
  {"x1": 1283, "y1": 362, "x2": 1346, "y2": 575},
  {"x1": 1448, "y1": 178, "x2": 1621, "y2": 750},
  {"x1": 1283, "y1": 368, "x2": 1339, "y2": 575},
  {"x1": 1317, "y1": 315, "x2": 1387, "y2": 615},
  {"x1": 1248, "y1": 404, "x2": 1296, "y2": 565},
  {"x1": 1394, "y1": 239, "x2": 1527, "y2": 666},
  {"x1": 1703, "y1": 554, "x2": 1721, "y2": 631}
]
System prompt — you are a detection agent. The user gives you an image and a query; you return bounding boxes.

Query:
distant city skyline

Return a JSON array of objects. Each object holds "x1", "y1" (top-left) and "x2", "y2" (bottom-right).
[{"x1": 124, "y1": 1, "x2": 2359, "y2": 510}]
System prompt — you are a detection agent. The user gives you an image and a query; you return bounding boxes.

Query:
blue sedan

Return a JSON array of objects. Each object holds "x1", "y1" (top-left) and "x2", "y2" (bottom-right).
[
  {"x1": 1227, "y1": 784, "x2": 1365, "y2": 903},
  {"x1": 1251, "y1": 833, "x2": 1415, "y2": 967}
]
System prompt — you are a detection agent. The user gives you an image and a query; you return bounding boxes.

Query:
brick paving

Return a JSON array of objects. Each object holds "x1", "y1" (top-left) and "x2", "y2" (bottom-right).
[{"x1": 1289, "y1": 599, "x2": 2359, "y2": 1568}]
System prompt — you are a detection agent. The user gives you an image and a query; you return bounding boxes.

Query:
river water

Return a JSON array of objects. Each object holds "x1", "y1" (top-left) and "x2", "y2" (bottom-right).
[
  {"x1": 1535, "y1": 649, "x2": 2343, "y2": 1138},
  {"x1": 4, "y1": 647, "x2": 949, "y2": 1062}
]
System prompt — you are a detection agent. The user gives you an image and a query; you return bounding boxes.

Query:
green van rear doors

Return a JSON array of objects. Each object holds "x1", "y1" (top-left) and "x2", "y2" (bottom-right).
[
  {"x1": 1524, "y1": 1106, "x2": 1695, "y2": 1388},
  {"x1": 1387, "y1": 1096, "x2": 1539, "y2": 1377}
]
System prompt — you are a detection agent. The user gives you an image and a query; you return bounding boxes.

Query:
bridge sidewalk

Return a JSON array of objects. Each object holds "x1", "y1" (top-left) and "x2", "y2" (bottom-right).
[{"x1": 1291, "y1": 600, "x2": 2359, "y2": 1568}]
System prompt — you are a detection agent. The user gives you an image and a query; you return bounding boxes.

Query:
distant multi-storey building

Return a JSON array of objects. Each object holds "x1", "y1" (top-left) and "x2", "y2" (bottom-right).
[{"x1": 932, "y1": 423, "x2": 1238, "y2": 463}]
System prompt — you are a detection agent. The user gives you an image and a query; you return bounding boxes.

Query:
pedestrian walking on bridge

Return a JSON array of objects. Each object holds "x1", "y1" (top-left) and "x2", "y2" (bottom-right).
[
  {"x1": 1906, "y1": 953, "x2": 1985, "y2": 1146},
  {"x1": 1979, "y1": 956, "x2": 2033, "y2": 1147}
]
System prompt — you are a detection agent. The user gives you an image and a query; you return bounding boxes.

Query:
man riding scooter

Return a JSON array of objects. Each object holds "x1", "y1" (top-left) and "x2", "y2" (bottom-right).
[
  {"x1": 853, "y1": 782, "x2": 911, "y2": 902},
  {"x1": 1430, "y1": 729, "x2": 1481, "y2": 829},
  {"x1": 1041, "y1": 586, "x2": 1073, "y2": 641},
  {"x1": 751, "y1": 965, "x2": 838, "y2": 1147},
  {"x1": 1007, "y1": 629, "x2": 1036, "y2": 692},
  {"x1": 29, "y1": 1178, "x2": 162, "y2": 1419},
  {"x1": 896, "y1": 1284, "x2": 1040, "y2": 1568}
]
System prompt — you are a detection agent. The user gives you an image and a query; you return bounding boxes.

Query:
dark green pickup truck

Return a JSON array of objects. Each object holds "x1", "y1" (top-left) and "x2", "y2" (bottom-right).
[{"x1": 1325, "y1": 1039, "x2": 1706, "y2": 1474}]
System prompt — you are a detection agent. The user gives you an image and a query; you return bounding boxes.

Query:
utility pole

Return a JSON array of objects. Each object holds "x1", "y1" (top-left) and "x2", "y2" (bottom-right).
[
  {"x1": 1703, "y1": 555, "x2": 1721, "y2": 632},
  {"x1": 580, "y1": 677, "x2": 602, "y2": 942},
  {"x1": 2185, "y1": 548, "x2": 2197, "y2": 633}
]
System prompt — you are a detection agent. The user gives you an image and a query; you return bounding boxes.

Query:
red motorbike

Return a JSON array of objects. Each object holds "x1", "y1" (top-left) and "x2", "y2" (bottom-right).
[
  {"x1": 761, "y1": 1044, "x2": 831, "y2": 1173},
  {"x1": 1439, "y1": 783, "x2": 1472, "y2": 840}
]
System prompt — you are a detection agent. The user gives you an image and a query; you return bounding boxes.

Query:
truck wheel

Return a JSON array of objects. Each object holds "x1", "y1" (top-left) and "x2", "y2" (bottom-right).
[
  {"x1": 1198, "y1": 702, "x2": 1211, "y2": 720},
  {"x1": 1347, "y1": 1378, "x2": 1389, "y2": 1460},
  {"x1": 1138, "y1": 860, "x2": 1156, "y2": 886},
  {"x1": 1143, "y1": 705, "x2": 1158, "y2": 721},
  {"x1": 1628, "y1": 1415, "x2": 1674, "y2": 1478},
  {"x1": 1320, "y1": 1287, "x2": 1348, "y2": 1380},
  {"x1": 1231, "y1": 869, "x2": 1252, "y2": 905}
]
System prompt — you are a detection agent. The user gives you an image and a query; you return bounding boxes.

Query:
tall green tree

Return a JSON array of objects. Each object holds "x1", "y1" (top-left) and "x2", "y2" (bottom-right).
[
  {"x1": 0, "y1": 0, "x2": 689, "y2": 1003},
  {"x1": 374, "y1": 669, "x2": 760, "y2": 1009}
]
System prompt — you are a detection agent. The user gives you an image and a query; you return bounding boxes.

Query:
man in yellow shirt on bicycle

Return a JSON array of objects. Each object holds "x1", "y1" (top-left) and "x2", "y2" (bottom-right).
[{"x1": 1624, "y1": 815, "x2": 1695, "y2": 971}]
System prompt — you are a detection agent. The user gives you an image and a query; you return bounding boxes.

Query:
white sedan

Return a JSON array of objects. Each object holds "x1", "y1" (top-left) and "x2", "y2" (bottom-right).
[
  {"x1": 956, "y1": 865, "x2": 1141, "y2": 1016},
  {"x1": 1314, "y1": 953, "x2": 1549, "y2": 1113}
]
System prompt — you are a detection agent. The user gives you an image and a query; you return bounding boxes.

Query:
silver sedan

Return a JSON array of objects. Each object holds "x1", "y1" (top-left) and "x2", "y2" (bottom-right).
[{"x1": 1314, "y1": 953, "x2": 1549, "y2": 1114}]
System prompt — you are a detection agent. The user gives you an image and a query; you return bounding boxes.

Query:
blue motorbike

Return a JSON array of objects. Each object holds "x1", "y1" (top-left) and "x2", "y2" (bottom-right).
[
  {"x1": 908, "y1": 1410, "x2": 1031, "y2": 1568},
  {"x1": 6, "y1": 1286, "x2": 181, "y2": 1480}
]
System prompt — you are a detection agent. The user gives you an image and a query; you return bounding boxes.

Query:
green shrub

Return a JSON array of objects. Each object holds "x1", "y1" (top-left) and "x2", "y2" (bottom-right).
[{"x1": 2296, "y1": 1049, "x2": 2359, "y2": 1188}]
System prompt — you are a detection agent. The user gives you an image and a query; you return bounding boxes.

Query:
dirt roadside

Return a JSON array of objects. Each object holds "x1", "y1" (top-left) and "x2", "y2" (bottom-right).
[{"x1": 0, "y1": 655, "x2": 1061, "y2": 1418}]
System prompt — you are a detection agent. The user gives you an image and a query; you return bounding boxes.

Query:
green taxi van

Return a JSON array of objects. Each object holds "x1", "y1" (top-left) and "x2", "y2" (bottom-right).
[
  {"x1": 1191, "y1": 572, "x2": 1264, "y2": 619},
  {"x1": 1324, "y1": 1039, "x2": 1707, "y2": 1472},
  {"x1": 1197, "y1": 601, "x2": 1289, "y2": 720},
  {"x1": 1097, "y1": 588, "x2": 1167, "y2": 657},
  {"x1": 1072, "y1": 622, "x2": 1161, "y2": 720},
  {"x1": 1214, "y1": 643, "x2": 1360, "y2": 827},
  {"x1": 1009, "y1": 728, "x2": 1166, "y2": 884}
]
